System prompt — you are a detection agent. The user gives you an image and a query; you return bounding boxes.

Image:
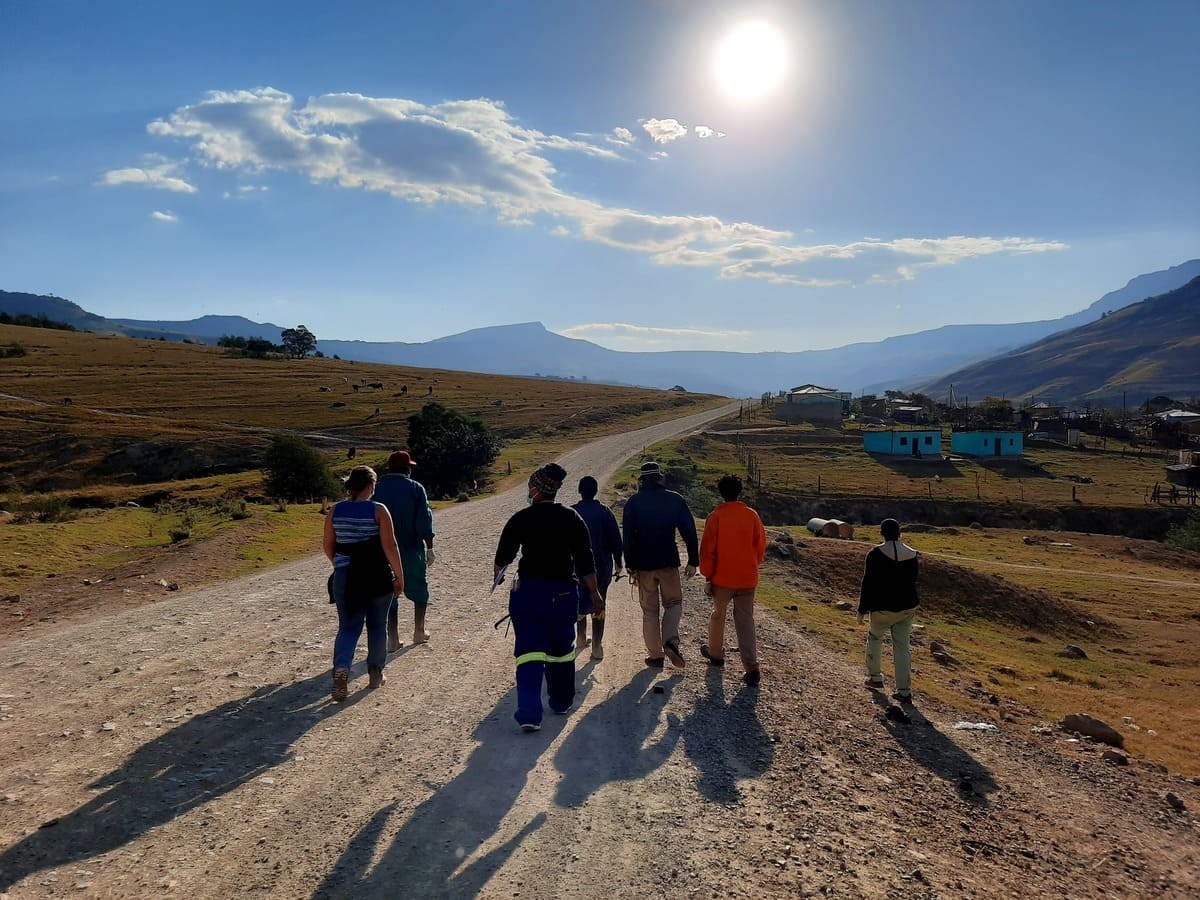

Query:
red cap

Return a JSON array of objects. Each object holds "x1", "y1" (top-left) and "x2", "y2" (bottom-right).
[{"x1": 388, "y1": 450, "x2": 417, "y2": 470}]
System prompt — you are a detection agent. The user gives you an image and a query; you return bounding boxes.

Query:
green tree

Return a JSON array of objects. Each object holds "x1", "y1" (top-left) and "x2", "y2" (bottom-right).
[
  {"x1": 280, "y1": 325, "x2": 317, "y2": 359},
  {"x1": 974, "y1": 397, "x2": 1015, "y2": 427},
  {"x1": 407, "y1": 403, "x2": 500, "y2": 498},
  {"x1": 245, "y1": 337, "x2": 277, "y2": 358},
  {"x1": 262, "y1": 433, "x2": 339, "y2": 501}
]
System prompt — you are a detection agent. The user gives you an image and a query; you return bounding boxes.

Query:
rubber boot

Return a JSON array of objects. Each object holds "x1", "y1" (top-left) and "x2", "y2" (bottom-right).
[{"x1": 590, "y1": 617, "x2": 605, "y2": 661}]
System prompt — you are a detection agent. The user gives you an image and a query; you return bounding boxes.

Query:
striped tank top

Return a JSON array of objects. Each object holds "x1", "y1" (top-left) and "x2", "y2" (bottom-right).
[{"x1": 331, "y1": 500, "x2": 380, "y2": 569}]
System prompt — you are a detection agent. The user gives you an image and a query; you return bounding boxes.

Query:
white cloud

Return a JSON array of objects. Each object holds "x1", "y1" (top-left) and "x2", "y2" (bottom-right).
[
  {"x1": 650, "y1": 151, "x2": 669, "y2": 160},
  {"x1": 142, "y1": 87, "x2": 1068, "y2": 286},
  {"x1": 641, "y1": 117, "x2": 688, "y2": 144},
  {"x1": 561, "y1": 322, "x2": 753, "y2": 350},
  {"x1": 693, "y1": 125, "x2": 725, "y2": 139},
  {"x1": 606, "y1": 126, "x2": 636, "y2": 146},
  {"x1": 100, "y1": 158, "x2": 196, "y2": 193},
  {"x1": 150, "y1": 210, "x2": 178, "y2": 222}
]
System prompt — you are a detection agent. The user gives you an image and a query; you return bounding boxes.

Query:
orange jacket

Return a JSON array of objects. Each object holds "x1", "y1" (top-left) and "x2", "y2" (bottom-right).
[{"x1": 699, "y1": 501, "x2": 767, "y2": 590}]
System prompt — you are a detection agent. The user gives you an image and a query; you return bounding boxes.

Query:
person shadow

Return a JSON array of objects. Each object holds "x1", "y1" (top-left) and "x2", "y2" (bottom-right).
[
  {"x1": 316, "y1": 669, "x2": 600, "y2": 899},
  {"x1": 553, "y1": 667, "x2": 682, "y2": 809},
  {"x1": 0, "y1": 671, "x2": 361, "y2": 893},
  {"x1": 869, "y1": 693, "x2": 998, "y2": 807},
  {"x1": 681, "y1": 668, "x2": 774, "y2": 804}
]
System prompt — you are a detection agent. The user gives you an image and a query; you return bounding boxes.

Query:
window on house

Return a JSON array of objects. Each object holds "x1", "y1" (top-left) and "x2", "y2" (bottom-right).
[
  {"x1": 1009, "y1": 438, "x2": 1015, "y2": 446},
  {"x1": 924, "y1": 436, "x2": 933, "y2": 445},
  {"x1": 983, "y1": 438, "x2": 989, "y2": 446},
  {"x1": 899, "y1": 436, "x2": 908, "y2": 446}
]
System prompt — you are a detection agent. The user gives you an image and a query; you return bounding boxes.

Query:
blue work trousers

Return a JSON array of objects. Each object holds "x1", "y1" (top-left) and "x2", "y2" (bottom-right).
[{"x1": 509, "y1": 577, "x2": 579, "y2": 726}]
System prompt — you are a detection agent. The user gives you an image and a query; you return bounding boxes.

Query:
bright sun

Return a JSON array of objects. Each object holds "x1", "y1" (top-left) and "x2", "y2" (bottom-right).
[{"x1": 713, "y1": 21, "x2": 788, "y2": 101}]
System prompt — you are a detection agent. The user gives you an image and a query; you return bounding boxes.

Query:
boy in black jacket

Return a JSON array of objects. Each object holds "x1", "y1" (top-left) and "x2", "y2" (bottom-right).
[{"x1": 857, "y1": 519, "x2": 919, "y2": 702}]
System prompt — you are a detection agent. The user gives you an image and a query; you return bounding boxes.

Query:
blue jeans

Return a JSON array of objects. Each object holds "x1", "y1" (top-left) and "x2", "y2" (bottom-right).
[
  {"x1": 332, "y1": 568, "x2": 391, "y2": 671},
  {"x1": 510, "y1": 577, "x2": 578, "y2": 726}
]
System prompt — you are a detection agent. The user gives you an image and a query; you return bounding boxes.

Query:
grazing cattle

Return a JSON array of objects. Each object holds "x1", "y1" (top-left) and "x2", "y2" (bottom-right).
[
  {"x1": 319, "y1": 386, "x2": 330, "y2": 392},
  {"x1": 347, "y1": 447, "x2": 356, "y2": 459},
  {"x1": 352, "y1": 384, "x2": 360, "y2": 392},
  {"x1": 492, "y1": 399, "x2": 503, "y2": 407},
  {"x1": 332, "y1": 402, "x2": 346, "y2": 408},
  {"x1": 62, "y1": 397, "x2": 72, "y2": 405},
  {"x1": 400, "y1": 385, "x2": 408, "y2": 394},
  {"x1": 367, "y1": 382, "x2": 384, "y2": 390}
]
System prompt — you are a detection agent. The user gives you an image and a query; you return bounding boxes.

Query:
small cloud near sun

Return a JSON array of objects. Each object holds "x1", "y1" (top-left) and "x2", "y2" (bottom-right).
[
  {"x1": 150, "y1": 210, "x2": 178, "y2": 223},
  {"x1": 694, "y1": 125, "x2": 726, "y2": 139},
  {"x1": 641, "y1": 118, "x2": 688, "y2": 144},
  {"x1": 606, "y1": 126, "x2": 636, "y2": 146}
]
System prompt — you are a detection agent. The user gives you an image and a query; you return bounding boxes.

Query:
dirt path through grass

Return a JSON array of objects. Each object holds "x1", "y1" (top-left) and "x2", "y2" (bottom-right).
[
  {"x1": 924, "y1": 551, "x2": 1200, "y2": 588},
  {"x1": 1, "y1": 400, "x2": 1197, "y2": 899}
]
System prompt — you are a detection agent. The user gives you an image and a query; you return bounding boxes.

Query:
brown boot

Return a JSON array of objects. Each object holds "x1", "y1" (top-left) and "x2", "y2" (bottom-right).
[{"x1": 332, "y1": 667, "x2": 350, "y2": 702}]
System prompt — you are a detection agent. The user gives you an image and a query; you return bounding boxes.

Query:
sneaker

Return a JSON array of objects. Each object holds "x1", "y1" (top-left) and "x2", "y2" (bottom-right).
[
  {"x1": 331, "y1": 667, "x2": 350, "y2": 702},
  {"x1": 520, "y1": 723, "x2": 541, "y2": 733},
  {"x1": 368, "y1": 667, "x2": 386, "y2": 689},
  {"x1": 892, "y1": 691, "x2": 914, "y2": 705},
  {"x1": 663, "y1": 640, "x2": 686, "y2": 669},
  {"x1": 700, "y1": 644, "x2": 725, "y2": 667},
  {"x1": 644, "y1": 656, "x2": 665, "y2": 669},
  {"x1": 864, "y1": 678, "x2": 885, "y2": 691},
  {"x1": 742, "y1": 669, "x2": 761, "y2": 688}
]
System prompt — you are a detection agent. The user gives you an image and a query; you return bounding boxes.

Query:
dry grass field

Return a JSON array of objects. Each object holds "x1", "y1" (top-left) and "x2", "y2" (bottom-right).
[{"x1": 0, "y1": 323, "x2": 726, "y2": 614}]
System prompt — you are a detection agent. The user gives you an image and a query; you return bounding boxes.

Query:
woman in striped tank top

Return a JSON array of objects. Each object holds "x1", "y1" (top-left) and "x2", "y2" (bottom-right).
[{"x1": 322, "y1": 465, "x2": 406, "y2": 702}]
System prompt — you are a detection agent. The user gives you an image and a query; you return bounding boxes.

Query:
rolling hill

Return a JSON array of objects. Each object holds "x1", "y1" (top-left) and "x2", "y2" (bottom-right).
[
  {"x1": 920, "y1": 276, "x2": 1200, "y2": 404},
  {"x1": 5, "y1": 258, "x2": 1198, "y2": 397}
]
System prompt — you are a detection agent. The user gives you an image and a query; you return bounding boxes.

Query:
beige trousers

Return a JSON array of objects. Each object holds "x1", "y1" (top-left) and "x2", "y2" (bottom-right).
[
  {"x1": 708, "y1": 586, "x2": 759, "y2": 671},
  {"x1": 636, "y1": 567, "x2": 683, "y2": 656}
]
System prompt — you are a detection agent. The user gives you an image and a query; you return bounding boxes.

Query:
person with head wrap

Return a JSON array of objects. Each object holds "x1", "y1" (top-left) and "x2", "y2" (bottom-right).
[
  {"x1": 571, "y1": 475, "x2": 623, "y2": 661},
  {"x1": 857, "y1": 518, "x2": 920, "y2": 703},
  {"x1": 493, "y1": 463, "x2": 602, "y2": 732},
  {"x1": 622, "y1": 461, "x2": 699, "y2": 669}
]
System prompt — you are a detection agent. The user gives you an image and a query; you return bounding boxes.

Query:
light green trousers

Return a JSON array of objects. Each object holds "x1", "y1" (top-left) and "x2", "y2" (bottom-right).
[{"x1": 865, "y1": 607, "x2": 917, "y2": 694}]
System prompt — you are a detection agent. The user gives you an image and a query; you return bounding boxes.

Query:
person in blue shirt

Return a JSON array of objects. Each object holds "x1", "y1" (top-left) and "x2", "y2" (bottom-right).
[
  {"x1": 571, "y1": 475, "x2": 623, "y2": 661},
  {"x1": 371, "y1": 450, "x2": 435, "y2": 650}
]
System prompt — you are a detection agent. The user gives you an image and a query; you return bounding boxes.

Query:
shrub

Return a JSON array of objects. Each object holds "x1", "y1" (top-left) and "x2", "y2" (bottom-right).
[
  {"x1": 456, "y1": 492, "x2": 470, "y2": 503},
  {"x1": 407, "y1": 403, "x2": 500, "y2": 498},
  {"x1": 262, "y1": 433, "x2": 339, "y2": 502},
  {"x1": 168, "y1": 527, "x2": 191, "y2": 543},
  {"x1": 14, "y1": 494, "x2": 76, "y2": 523},
  {"x1": 1165, "y1": 508, "x2": 1200, "y2": 552},
  {"x1": 1, "y1": 342, "x2": 27, "y2": 358}
]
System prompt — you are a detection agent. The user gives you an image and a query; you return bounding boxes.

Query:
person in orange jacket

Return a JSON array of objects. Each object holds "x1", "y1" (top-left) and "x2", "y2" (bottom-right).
[{"x1": 698, "y1": 474, "x2": 768, "y2": 686}]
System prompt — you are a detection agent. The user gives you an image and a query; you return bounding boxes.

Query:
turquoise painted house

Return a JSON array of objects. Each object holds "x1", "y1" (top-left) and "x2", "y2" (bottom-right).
[
  {"x1": 950, "y1": 431, "x2": 1024, "y2": 457},
  {"x1": 863, "y1": 430, "x2": 941, "y2": 456}
]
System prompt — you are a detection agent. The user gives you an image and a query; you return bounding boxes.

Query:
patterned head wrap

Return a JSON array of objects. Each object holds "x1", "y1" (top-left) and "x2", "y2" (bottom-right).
[{"x1": 529, "y1": 463, "x2": 567, "y2": 496}]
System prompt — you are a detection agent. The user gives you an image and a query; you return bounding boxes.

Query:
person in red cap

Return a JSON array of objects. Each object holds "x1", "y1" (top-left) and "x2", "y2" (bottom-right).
[{"x1": 373, "y1": 449, "x2": 436, "y2": 649}]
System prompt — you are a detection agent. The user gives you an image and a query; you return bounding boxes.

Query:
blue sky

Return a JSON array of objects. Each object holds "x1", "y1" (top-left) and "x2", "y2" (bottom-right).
[{"x1": 2, "y1": 0, "x2": 1197, "y2": 352}]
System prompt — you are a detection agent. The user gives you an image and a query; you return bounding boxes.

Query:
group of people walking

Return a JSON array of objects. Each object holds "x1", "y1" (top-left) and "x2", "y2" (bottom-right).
[{"x1": 324, "y1": 453, "x2": 921, "y2": 729}]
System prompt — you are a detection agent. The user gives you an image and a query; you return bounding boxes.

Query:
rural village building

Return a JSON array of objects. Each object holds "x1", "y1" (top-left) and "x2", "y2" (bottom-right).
[
  {"x1": 1157, "y1": 409, "x2": 1200, "y2": 434},
  {"x1": 775, "y1": 384, "x2": 851, "y2": 423},
  {"x1": 950, "y1": 430, "x2": 1025, "y2": 457},
  {"x1": 863, "y1": 429, "x2": 942, "y2": 457}
]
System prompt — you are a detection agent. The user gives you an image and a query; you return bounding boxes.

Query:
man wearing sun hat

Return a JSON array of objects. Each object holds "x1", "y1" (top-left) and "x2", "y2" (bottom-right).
[
  {"x1": 622, "y1": 460, "x2": 699, "y2": 669},
  {"x1": 373, "y1": 449, "x2": 436, "y2": 650}
]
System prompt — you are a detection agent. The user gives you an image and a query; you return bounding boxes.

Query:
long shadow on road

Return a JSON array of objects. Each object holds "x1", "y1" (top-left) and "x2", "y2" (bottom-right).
[
  {"x1": 0, "y1": 672, "x2": 354, "y2": 893},
  {"x1": 870, "y1": 693, "x2": 998, "y2": 807},
  {"x1": 316, "y1": 672, "x2": 599, "y2": 900},
  {"x1": 553, "y1": 668, "x2": 681, "y2": 808},
  {"x1": 682, "y1": 668, "x2": 774, "y2": 804}
]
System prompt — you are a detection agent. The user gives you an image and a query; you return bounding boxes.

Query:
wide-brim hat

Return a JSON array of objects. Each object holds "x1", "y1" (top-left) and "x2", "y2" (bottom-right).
[{"x1": 639, "y1": 461, "x2": 662, "y2": 478}]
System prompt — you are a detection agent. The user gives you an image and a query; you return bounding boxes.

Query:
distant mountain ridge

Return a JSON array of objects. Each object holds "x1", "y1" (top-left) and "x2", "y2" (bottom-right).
[
  {"x1": 3, "y1": 258, "x2": 1197, "y2": 399},
  {"x1": 920, "y1": 275, "x2": 1200, "y2": 405}
]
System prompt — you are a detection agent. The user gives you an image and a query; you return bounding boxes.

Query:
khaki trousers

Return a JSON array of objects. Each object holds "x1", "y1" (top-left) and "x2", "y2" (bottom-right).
[
  {"x1": 636, "y1": 567, "x2": 683, "y2": 656},
  {"x1": 708, "y1": 586, "x2": 759, "y2": 671},
  {"x1": 865, "y1": 607, "x2": 917, "y2": 694}
]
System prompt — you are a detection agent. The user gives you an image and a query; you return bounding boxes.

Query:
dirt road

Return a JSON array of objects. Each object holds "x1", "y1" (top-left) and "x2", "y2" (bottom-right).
[{"x1": 2, "y1": 401, "x2": 1198, "y2": 899}]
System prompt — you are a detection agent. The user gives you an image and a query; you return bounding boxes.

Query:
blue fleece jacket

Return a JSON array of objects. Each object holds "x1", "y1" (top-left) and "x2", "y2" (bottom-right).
[{"x1": 621, "y1": 481, "x2": 699, "y2": 571}]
